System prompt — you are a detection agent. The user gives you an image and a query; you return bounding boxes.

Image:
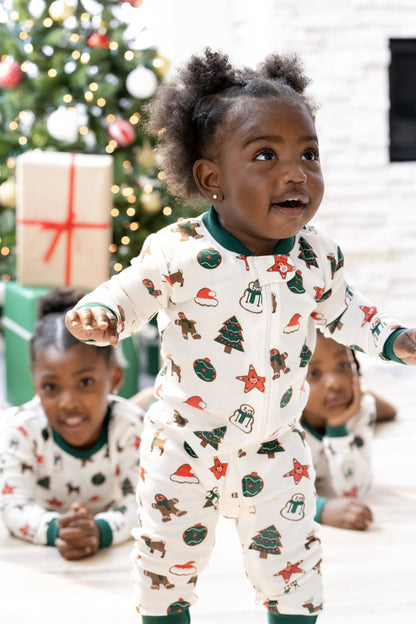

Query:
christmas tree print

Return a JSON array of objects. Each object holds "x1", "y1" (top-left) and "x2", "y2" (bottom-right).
[
  {"x1": 122, "y1": 477, "x2": 134, "y2": 495},
  {"x1": 298, "y1": 237, "x2": 318, "y2": 269},
  {"x1": 214, "y1": 316, "x2": 244, "y2": 354},
  {"x1": 257, "y1": 438, "x2": 285, "y2": 458},
  {"x1": 299, "y1": 344, "x2": 312, "y2": 368},
  {"x1": 193, "y1": 426, "x2": 227, "y2": 449},
  {"x1": 249, "y1": 525, "x2": 282, "y2": 559},
  {"x1": 327, "y1": 311, "x2": 345, "y2": 334},
  {"x1": 287, "y1": 270, "x2": 305, "y2": 294}
]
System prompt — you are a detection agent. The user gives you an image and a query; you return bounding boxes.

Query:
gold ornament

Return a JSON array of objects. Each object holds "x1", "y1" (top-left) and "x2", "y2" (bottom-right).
[
  {"x1": 49, "y1": 0, "x2": 75, "y2": 21},
  {"x1": 0, "y1": 178, "x2": 16, "y2": 208},
  {"x1": 141, "y1": 190, "x2": 162, "y2": 214},
  {"x1": 137, "y1": 139, "x2": 156, "y2": 169},
  {"x1": 153, "y1": 55, "x2": 170, "y2": 77}
]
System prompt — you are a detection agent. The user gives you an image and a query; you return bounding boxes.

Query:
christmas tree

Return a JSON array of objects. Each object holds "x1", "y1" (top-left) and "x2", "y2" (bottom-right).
[
  {"x1": 0, "y1": 0, "x2": 200, "y2": 281},
  {"x1": 193, "y1": 426, "x2": 227, "y2": 449},
  {"x1": 214, "y1": 315, "x2": 245, "y2": 354},
  {"x1": 249, "y1": 524, "x2": 282, "y2": 559},
  {"x1": 256, "y1": 438, "x2": 285, "y2": 459}
]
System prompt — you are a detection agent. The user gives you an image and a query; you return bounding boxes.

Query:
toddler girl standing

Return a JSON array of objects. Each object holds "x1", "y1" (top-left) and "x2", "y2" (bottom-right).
[
  {"x1": 66, "y1": 49, "x2": 416, "y2": 621},
  {"x1": 0, "y1": 287, "x2": 143, "y2": 560}
]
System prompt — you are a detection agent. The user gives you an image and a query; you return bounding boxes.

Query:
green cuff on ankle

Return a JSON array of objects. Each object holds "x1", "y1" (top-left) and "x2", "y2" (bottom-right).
[
  {"x1": 141, "y1": 609, "x2": 190, "y2": 624},
  {"x1": 267, "y1": 614, "x2": 318, "y2": 624}
]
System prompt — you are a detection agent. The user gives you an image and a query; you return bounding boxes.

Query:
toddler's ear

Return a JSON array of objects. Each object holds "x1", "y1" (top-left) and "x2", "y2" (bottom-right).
[
  {"x1": 192, "y1": 158, "x2": 221, "y2": 201},
  {"x1": 111, "y1": 364, "x2": 124, "y2": 394}
]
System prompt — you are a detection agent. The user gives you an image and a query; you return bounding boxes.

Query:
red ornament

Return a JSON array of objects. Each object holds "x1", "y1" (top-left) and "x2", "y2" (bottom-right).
[
  {"x1": 108, "y1": 118, "x2": 136, "y2": 147},
  {"x1": 0, "y1": 58, "x2": 23, "y2": 89},
  {"x1": 87, "y1": 33, "x2": 110, "y2": 49}
]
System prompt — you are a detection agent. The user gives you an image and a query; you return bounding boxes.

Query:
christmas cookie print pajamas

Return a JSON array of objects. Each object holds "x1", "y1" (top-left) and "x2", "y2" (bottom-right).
[{"x1": 76, "y1": 208, "x2": 402, "y2": 619}]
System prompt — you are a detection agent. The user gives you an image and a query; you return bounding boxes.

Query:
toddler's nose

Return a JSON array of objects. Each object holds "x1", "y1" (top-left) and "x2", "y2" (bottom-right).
[
  {"x1": 281, "y1": 160, "x2": 307, "y2": 184},
  {"x1": 59, "y1": 390, "x2": 79, "y2": 410}
]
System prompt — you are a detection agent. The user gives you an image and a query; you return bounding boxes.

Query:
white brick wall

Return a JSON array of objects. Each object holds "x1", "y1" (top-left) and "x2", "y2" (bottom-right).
[{"x1": 143, "y1": 0, "x2": 416, "y2": 325}]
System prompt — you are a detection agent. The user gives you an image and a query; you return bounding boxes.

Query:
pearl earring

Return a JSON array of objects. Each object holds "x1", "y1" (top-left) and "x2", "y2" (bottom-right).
[{"x1": 212, "y1": 194, "x2": 218, "y2": 200}]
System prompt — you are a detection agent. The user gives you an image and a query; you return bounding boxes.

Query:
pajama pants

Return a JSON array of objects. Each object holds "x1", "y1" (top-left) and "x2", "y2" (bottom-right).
[{"x1": 132, "y1": 420, "x2": 323, "y2": 619}]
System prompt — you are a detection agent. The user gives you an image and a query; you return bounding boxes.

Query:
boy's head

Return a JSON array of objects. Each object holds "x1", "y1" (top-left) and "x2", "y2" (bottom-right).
[
  {"x1": 30, "y1": 287, "x2": 123, "y2": 449},
  {"x1": 146, "y1": 48, "x2": 324, "y2": 255}
]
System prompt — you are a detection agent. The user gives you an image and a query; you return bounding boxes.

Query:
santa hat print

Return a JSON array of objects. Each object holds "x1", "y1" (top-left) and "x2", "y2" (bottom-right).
[
  {"x1": 170, "y1": 464, "x2": 199, "y2": 484},
  {"x1": 184, "y1": 396, "x2": 206, "y2": 410},
  {"x1": 284, "y1": 313, "x2": 302, "y2": 334},
  {"x1": 169, "y1": 561, "x2": 197, "y2": 576},
  {"x1": 194, "y1": 287, "x2": 218, "y2": 307}
]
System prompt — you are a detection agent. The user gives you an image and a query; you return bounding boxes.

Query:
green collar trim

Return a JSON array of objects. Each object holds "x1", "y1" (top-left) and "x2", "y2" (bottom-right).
[
  {"x1": 202, "y1": 207, "x2": 295, "y2": 256},
  {"x1": 302, "y1": 418, "x2": 324, "y2": 441},
  {"x1": 52, "y1": 405, "x2": 111, "y2": 458}
]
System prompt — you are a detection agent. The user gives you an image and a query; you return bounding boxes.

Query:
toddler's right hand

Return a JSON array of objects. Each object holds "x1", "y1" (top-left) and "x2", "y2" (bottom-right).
[
  {"x1": 65, "y1": 306, "x2": 119, "y2": 345},
  {"x1": 320, "y1": 498, "x2": 373, "y2": 531}
]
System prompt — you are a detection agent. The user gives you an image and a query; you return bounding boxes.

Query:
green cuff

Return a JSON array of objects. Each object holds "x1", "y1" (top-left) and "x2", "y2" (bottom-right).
[
  {"x1": 46, "y1": 517, "x2": 60, "y2": 546},
  {"x1": 314, "y1": 496, "x2": 327, "y2": 523},
  {"x1": 383, "y1": 328, "x2": 407, "y2": 363},
  {"x1": 141, "y1": 609, "x2": 190, "y2": 624},
  {"x1": 325, "y1": 424, "x2": 348, "y2": 437},
  {"x1": 96, "y1": 518, "x2": 113, "y2": 549},
  {"x1": 267, "y1": 614, "x2": 318, "y2": 623}
]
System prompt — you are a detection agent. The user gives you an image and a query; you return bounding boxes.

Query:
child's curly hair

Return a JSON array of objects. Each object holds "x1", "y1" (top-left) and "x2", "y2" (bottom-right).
[
  {"x1": 30, "y1": 287, "x2": 116, "y2": 368},
  {"x1": 145, "y1": 48, "x2": 316, "y2": 205}
]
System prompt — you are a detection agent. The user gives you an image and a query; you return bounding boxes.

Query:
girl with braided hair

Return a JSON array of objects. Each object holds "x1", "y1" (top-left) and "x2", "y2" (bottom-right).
[
  {"x1": 66, "y1": 49, "x2": 416, "y2": 622},
  {"x1": 0, "y1": 287, "x2": 144, "y2": 560}
]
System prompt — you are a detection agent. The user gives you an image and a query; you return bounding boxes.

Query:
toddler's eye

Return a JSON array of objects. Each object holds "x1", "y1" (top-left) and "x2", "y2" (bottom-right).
[
  {"x1": 338, "y1": 361, "x2": 352, "y2": 373},
  {"x1": 255, "y1": 150, "x2": 276, "y2": 161},
  {"x1": 42, "y1": 383, "x2": 57, "y2": 393},
  {"x1": 302, "y1": 148, "x2": 319, "y2": 161},
  {"x1": 306, "y1": 369, "x2": 320, "y2": 381},
  {"x1": 79, "y1": 377, "x2": 94, "y2": 388}
]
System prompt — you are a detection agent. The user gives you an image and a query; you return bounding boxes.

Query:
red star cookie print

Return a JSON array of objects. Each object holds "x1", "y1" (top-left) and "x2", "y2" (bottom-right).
[
  {"x1": 236, "y1": 364, "x2": 266, "y2": 393},
  {"x1": 283, "y1": 458, "x2": 310, "y2": 484}
]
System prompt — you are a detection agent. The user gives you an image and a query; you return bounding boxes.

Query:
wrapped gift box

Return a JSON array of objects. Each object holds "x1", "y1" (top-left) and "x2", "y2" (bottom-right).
[
  {"x1": 2, "y1": 282, "x2": 139, "y2": 407},
  {"x1": 16, "y1": 151, "x2": 113, "y2": 290}
]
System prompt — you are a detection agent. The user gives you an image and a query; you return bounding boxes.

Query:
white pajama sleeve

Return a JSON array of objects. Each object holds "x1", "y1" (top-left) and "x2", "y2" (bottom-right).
[
  {"x1": 0, "y1": 424, "x2": 59, "y2": 544},
  {"x1": 75, "y1": 234, "x2": 171, "y2": 341},
  {"x1": 94, "y1": 420, "x2": 142, "y2": 545},
  {"x1": 316, "y1": 251, "x2": 402, "y2": 357}
]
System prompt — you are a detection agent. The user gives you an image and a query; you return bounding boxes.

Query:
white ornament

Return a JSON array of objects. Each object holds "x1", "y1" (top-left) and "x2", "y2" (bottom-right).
[
  {"x1": 46, "y1": 106, "x2": 86, "y2": 143},
  {"x1": 126, "y1": 66, "x2": 157, "y2": 99}
]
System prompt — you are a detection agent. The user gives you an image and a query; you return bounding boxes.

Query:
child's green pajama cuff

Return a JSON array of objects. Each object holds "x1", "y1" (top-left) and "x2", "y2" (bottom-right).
[
  {"x1": 267, "y1": 614, "x2": 318, "y2": 624},
  {"x1": 141, "y1": 610, "x2": 190, "y2": 624}
]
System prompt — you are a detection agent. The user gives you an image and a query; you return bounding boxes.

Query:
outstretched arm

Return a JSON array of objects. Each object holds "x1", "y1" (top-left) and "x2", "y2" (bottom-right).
[
  {"x1": 391, "y1": 329, "x2": 416, "y2": 365},
  {"x1": 65, "y1": 307, "x2": 119, "y2": 345}
]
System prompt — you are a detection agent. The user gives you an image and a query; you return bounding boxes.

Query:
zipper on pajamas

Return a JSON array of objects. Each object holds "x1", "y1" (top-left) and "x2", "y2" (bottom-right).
[{"x1": 258, "y1": 284, "x2": 273, "y2": 443}]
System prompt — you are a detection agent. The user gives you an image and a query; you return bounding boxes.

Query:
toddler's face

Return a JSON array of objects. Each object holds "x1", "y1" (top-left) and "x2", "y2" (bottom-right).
[
  {"x1": 32, "y1": 343, "x2": 121, "y2": 449},
  {"x1": 213, "y1": 97, "x2": 324, "y2": 255},
  {"x1": 303, "y1": 334, "x2": 356, "y2": 424}
]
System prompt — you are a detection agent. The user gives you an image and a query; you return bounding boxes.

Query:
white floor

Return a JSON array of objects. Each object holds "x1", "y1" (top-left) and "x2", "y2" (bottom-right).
[{"x1": 1, "y1": 343, "x2": 416, "y2": 623}]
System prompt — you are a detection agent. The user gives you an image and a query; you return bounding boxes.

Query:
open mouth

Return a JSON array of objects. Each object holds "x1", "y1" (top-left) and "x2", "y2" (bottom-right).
[
  {"x1": 61, "y1": 415, "x2": 85, "y2": 428},
  {"x1": 275, "y1": 200, "x2": 305, "y2": 208}
]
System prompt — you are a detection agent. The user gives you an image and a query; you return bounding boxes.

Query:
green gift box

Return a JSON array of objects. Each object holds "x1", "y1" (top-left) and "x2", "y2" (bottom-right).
[{"x1": 1, "y1": 282, "x2": 139, "y2": 406}]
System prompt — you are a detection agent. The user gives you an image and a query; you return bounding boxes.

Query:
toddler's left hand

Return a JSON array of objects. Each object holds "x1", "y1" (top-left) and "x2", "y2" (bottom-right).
[{"x1": 392, "y1": 329, "x2": 416, "y2": 365}]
